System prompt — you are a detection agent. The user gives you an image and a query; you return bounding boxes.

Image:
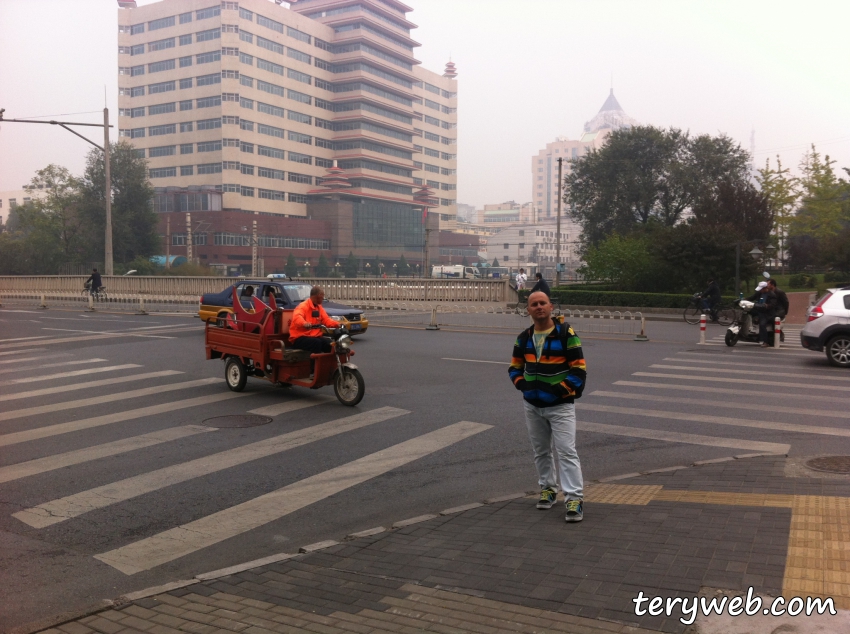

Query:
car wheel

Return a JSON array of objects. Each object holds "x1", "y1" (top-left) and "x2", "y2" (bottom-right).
[
  {"x1": 225, "y1": 357, "x2": 248, "y2": 392},
  {"x1": 825, "y1": 335, "x2": 850, "y2": 368}
]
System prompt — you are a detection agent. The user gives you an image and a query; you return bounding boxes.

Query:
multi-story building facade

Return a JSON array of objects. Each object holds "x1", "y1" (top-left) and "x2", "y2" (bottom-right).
[
  {"x1": 116, "y1": 0, "x2": 457, "y2": 273},
  {"x1": 531, "y1": 89, "x2": 637, "y2": 221}
]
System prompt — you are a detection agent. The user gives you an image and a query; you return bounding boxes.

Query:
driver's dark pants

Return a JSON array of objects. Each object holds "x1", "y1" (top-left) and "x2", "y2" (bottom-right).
[
  {"x1": 291, "y1": 336, "x2": 332, "y2": 354},
  {"x1": 757, "y1": 314, "x2": 774, "y2": 343},
  {"x1": 701, "y1": 299, "x2": 719, "y2": 319}
]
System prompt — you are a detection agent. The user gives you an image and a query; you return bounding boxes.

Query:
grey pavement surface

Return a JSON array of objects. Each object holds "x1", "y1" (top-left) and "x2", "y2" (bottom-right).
[{"x1": 0, "y1": 306, "x2": 845, "y2": 633}]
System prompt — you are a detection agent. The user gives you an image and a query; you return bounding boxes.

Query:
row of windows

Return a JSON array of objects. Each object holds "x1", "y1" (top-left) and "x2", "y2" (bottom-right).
[
  {"x1": 220, "y1": 183, "x2": 309, "y2": 204},
  {"x1": 332, "y1": 22, "x2": 413, "y2": 53},
  {"x1": 121, "y1": 5, "x2": 219, "y2": 35},
  {"x1": 234, "y1": 6, "x2": 311, "y2": 45},
  {"x1": 414, "y1": 163, "x2": 456, "y2": 176},
  {"x1": 305, "y1": 4, "x2": 410, "y2": 36},
  {"x1": 420, "y1": 113, "x2": 456, "y2": 130},
  {"x1": 329, "y1": 101, "x2": 412, "y2": 125},
  {"x1": 417, "y1": 129, "x2": 457, "y2": 146},
  {"x1": 119, "y1": 72, "x2": 221, "y2": 97},
  {"x1": 337, "y1": 159, "x2": 412, "y2": 178},
  {"x1": 149, "y1": 162, "x2": 314, "y2": 184},
  {"x1": 214, "y1": 231, "x2": 329, "y2": 249},
  {"x1": 328, "y1": 42, "x2": 412, "y2": 71},
  {"x1": 414, "y1": 145, "x2": 456, "y2": 161}
]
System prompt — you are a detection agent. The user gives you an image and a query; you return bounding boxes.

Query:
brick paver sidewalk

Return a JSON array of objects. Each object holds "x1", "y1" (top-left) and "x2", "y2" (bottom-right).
[{"x1": 39, "y1": 455, "x2": 850, "y2": 634}]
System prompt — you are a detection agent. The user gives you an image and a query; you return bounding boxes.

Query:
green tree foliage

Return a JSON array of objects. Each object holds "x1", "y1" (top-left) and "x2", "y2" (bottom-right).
[
  {"x1": 792, "y1": 147, "x2": 847, "y2": 241},
  {"x1": 284, "y1": 253, "x2": 298, "y2": 278},
  {"x1": 756, "y1": 157, "x2": 798, "y2": 270},
  {"x1": 25, "y1": 165, "x2": 86, "y2": 263},
  {"x1": 316, "y1": 253, "x2": 331, "y2": 276},
  {"x1": 0, "y1": 202, "x2": 67, "y2": 274},
  {"x1": 343, "y1": 251, "x2": 359, "y2": 278},
  {"x1": 397, "y1": 253, "x2": 410, "y2": 276},
  {"x1": 578, "y1": 232, "x2": 661, "y2": 291},
  {"x1": 691, "y1": 178, "x2": 774, "y2": 242},
  {"x1": 566, "y1": 126, "x2": 750, "y2": 246},
  {"x1": 77, "y1": 141, "x2": 157, "y2": 264}
]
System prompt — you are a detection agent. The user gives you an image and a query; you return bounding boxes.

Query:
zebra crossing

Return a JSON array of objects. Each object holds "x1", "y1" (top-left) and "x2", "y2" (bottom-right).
[{"x1": 0, "y1": 347, "x2": 492, "y2": 577}]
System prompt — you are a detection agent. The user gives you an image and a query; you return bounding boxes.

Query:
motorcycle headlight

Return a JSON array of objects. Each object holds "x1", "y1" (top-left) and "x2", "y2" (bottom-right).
[{"x1": 337, "y1": 334, "x2": 351, "y2": 349}]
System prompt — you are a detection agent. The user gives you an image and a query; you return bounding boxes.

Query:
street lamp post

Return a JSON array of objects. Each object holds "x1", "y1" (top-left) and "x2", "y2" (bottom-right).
[
  {"x1": 334, "y1": 261, "x2": 340, "y2": 277},
  {"x1": 304, "y1": 260, "x2": 310, "y2": 277},
  {"x1": 379, "y1": 262, "x2": 384, "y2": 278},
  {"x1": 734, "y1": 241, "x2": 777, "y2": 296},
  {"x1": 393, "y1": 263, "x2": 398, "y2": 278},
  {"x1": 415, "y1": 264, "x2": 420, "y2": 278},
  {"x1": 365, "y1": 262, "x2": 371, "y2": 278}
]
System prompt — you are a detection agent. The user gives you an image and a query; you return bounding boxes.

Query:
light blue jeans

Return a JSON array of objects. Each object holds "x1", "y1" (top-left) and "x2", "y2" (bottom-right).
[{"x1": 523, "y1": 400, "x2": 583, "y2": 500}]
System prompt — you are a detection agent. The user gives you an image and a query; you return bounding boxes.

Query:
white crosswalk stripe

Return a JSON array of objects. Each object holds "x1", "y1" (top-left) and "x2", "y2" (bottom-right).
[
  {"x1": 0, "y1": 426, "x2": 215, "y2": 484},
  {"x1": 580, "y1": 403, "x2": 850, "y2": 438},
  {"x1": 614, "y1": 381, "x2": 849, "y2": 405},
  {"x1": 579, "y1": 421, "x2": 789, "y2": 454},
  {"x1": 0, "y1": 358, "x2": 106, "y2": 376},
  {"x1": 0, "y1": 392, "x2": 248, "y2": 447},
  {"x1": 632, "y1": 372, "x2": 847, "y2": 391},
  {"x1": 15, "y1": 407, "x2": 411, "y2": 528},
  {"x1": 0, "y1": 348, "x2": 45, "y2": 356},
  {"x1": 0, "y1": 354, "x2": 60, "y2": 366},
  {"x1": 0, "y1": 378, "x2": 221, "y2": 423},
  {"x1": 649, "y1": 364, "x2": 850, "y2": 383},
  {"x1": 0, "y1": 364, "x2": 142, "y2": 386},
  {"x1": 0, "y1": 371, "x2": 183, "y2": 403},
  {"x1": 590, "y1": 391, "x2": 850, "y2": 420},
  {"x1": 249, "y1": 395, "x2": 335, "y2": 416},
  {"x1": 93, "y1": 420, "x2": 492, "y2": 575}
]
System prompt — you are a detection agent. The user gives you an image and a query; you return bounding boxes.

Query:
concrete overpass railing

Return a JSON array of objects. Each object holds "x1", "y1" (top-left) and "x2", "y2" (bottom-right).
[{"x1": 0, "y1": 276, "x2": 513, "y2": 303}]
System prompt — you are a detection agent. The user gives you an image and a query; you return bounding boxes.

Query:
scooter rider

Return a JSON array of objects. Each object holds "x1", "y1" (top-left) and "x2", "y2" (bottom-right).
[{"x1": 748, "y1": 281, "x2": 778, "y2": 347}]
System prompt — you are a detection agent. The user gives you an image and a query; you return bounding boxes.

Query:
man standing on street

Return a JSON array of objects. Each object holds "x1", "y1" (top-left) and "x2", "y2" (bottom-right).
[
  {"x1": 515, "y1": 268, "x2": 527, "y2": 291},
  {"x1": 85, "y1": 268, "x2": 102, "y2": 296},
  {"x1": 509, "y1": 291, "x2": 587, "y2": 522}
]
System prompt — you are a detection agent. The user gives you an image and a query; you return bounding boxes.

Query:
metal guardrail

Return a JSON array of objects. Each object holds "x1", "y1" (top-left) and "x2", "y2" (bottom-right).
[
  {"x1": 0, "y1": 276, "x2": 513, "y2": 303},
  {"x1": 367, "y1": 305, "x2": 646, "y2": 336}
]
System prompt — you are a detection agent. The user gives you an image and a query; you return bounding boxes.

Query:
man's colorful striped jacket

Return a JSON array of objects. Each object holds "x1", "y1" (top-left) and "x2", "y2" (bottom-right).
[{"x1": 509, "y1": 322, "x2": 587, "y2": 407}]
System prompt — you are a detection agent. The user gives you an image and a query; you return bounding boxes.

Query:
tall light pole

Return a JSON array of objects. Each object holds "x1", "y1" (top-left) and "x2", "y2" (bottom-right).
[
  {"x1": 555, "y1": 157, "x2": 563, "y2": 287},
  {"x1": 103, "y1": 107, "x2": 113, "y2": 275}
]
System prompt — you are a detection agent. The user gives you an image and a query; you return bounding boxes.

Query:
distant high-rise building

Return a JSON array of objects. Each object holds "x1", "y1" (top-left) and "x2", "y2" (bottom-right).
[
  {"x1": 116, "y1": 0, "x2": 457, "y2": 272},
  {"x1": 531, "y1": 89, "x2": 637, "y2": 219}
]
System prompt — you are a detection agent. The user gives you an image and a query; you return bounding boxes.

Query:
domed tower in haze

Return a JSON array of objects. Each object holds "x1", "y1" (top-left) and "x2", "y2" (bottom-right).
[{"x1": 583, "y1": 88, "x2": 639, "y2": 134}]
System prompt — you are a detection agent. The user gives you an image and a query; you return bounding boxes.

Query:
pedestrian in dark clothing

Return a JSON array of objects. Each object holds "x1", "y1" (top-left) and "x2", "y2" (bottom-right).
[
  {"x1": 701, "y1": 277, "x2": 721, "y2": 321},
  {"x1": 767, "y1": 279, "x2": 789, "y2": 319},
  {"x1": 85, "y1": 269, "x2": 102, "y2": 295},
  {"x1": 748, "y1": 281, "x2": 778, "y2": 347},
  {"x1": 530, "y1": 273, "x2": 550, "y2": 297}
]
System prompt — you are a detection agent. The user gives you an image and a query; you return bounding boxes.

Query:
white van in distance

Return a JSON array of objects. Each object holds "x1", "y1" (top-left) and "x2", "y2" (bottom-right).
[{"x1": 431, "y1": 265, "x2": 481, "y2": 279}]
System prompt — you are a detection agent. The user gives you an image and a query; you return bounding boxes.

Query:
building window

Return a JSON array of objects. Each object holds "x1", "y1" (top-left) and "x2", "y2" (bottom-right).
[
  {"x1": 149, "y1": 102, "x2": 176, "y2": 115},
  {"x1": 196, "y1": 95, "x2": 221, "y2": 108},
  {"x1": 196, "y1": 73, "x2": 220, "y2": 86},
  {"x1": 287, "y1": 48, "x2": 311, "y2": 64},
  {"x1": 257, "y1": 79, "x2": 283, "y2": 97},
  {"x1": 257, "y1": 14, "x2": 284, "y2": 34},
  {"x1": 179, "y1": 55, "x2": 193, "y2": 68},
  {"x1": 239, "y1": 52, "x2": 254, "y2": 65},
  {"x1": 179, "y1": 34, "x2": 192, "y2": 46},
  {"x1": 179, "y1": 11, "x2": 192, "y2": 24},
  {"x1": 287, "y1": 68, "x2": 311, "y2": 84},
  {"x1": 223, "y1": 115, "x2": 241, "y2": 125},
  {"x1": 258, "y1": 145, "x2": 284, "y2": 159},
  {"x1": 198, "y1": 162, "x2": 223, "y2": 174},
  {"x1": 150, "y1": 167, "x2": 177, "y2": 178},
  {"x1": 149, "y1": 38, "x2": 175, "y2": 52},
  {"x1": 288, "y1": 131, "x2": 311, "y2": 145},
  {"x1": 241, "y1": 186, "x2": 254, "y2": 197},
  {"x1": 130, "y1": 44, "x2": 145, "y2": 55},
  {"x1": 256, "y1": 35, "x2": 283, "y2": 55},
  {"x1": 239, "y1": 74, "x2": 254, "y2": 87},
  {"x1": 240, "y1": 164, "x2": 255, "y2": 175},
  {"x1": 223, "y1": 161, "x2": 240, "y2": 169},
  {"x1": 148, "y1": 16, "x2": 175, "y2": 31},
  {"x1": 288, "y1": 151, "x2": 311, "y2": 164},
  {"x1": 196, "y1": 28, "x2": 220, "y2": 43},
  {"x1": 148, "y1": 145, "x2": 176, "y2": 157},
  {"x1": 149, "y1": 124, "x2": 176, "y2": 136},
  {"x1": 180, "y1": 165, "x2": 194, "y2": 176},
  {"x1": 180, "y1": 122, "x2": 194, "y2": 132},
  {"x1": 197, "y1": 140, "x2": 222, "y2": 152},
  {"x1": 239, "y1": 97, "x2": 253, "y2": 109},
  {"x1": 240, "y1": 142, "x2": 254, "y2": 153},
  {"x1": 180, "y1": 143, "x2": 194, "y2": 154},
  {"x1": 288, "y1": 193, "x2": 307, "y2": 204},
  {"x1": 222, "y1": 47, "x2": 239, "y2": 56},
  {"x1": 241, "y1": 119, "x2": 256, "y2": 131},
  {"x1": 223, "y1": 138, "x2": 239, "y2": 147},
  {"x1": 179, "y1": 78, "x2": 193, "y2": 89},
  {"x1": 196, "y1": 51, "x2": 221, "y2": 64},
  {"x1": 239, "y1": 30, "x2": 253, "y2": 44},
  {"x1": 288, "y1": 172, "x2": 312, "y2": 184},
  {"x1": 197, "y1": 118, "x2": 222, "y2": 130},
  {"x1": 131, "y1": 107, "x2": 145, "y2": 118},
  {"x1": 179, "y1": 100, "x2": 193, "y2": 111},
  {"x1": 196, "y1": 6, "x2": 220, "y2": 20},
  {"x1": 149, "y1": 80, "x2": 175, "y2": 94},
  {"x1": 287, "y1": 89, "x2": 311, "y2": 105},
  {"x1": 287, "y1": 110, "x2": 311, "y2": 125},
  {"x1": 316, "y1": 157, "x2": 333, "y2": 168},
  {"x1": 257, "y1": 58, "x2": 284, "y2": 76},
  {"x1": 258, "y1": 123, "x2": 283, "y2": 137},
  {"x1": 130, "y1": 23, "x2": 145, "y2": 35},
  {"x1": 222, "y1": 183, "x2": 240, "y2": 193},
  {"x1": 258, "y1": 167, "x2": 284, "y2": 180},
  {"x1": 287, "y1": 26, "x2": 311, "y2": 43}
]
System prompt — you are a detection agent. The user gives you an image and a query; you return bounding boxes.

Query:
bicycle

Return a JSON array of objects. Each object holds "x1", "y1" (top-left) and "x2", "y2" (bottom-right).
[
  {"x1": 83, "y1": 283, "x2": 108, "y2": 302},
  {"x1": 683, "y1": 293, "x2": 734, "y2": 326}
]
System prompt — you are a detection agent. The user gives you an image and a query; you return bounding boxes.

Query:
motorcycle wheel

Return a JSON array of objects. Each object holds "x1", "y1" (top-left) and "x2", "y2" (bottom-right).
[
  {"x1": 334, "y1": 368, "x2": 365, "y2": 406},
  {"x1": 683, "y1": 307, "x2": 702, "y2": 325},
  {"x1": 724, "y1": 330, "x2": 739, "y2": 347},
  {"x1": 225, "y1": 357, "x2": 248, "y2": 392}
]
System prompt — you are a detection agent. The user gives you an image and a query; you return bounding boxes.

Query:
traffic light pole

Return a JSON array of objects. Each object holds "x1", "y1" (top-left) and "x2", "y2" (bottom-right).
[{"x1": 0, "y1": 109, "x2": 114, "y2": 274}]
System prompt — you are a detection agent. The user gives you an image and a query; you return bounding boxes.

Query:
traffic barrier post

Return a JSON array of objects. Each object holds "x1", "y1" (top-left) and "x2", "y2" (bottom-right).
[
  {"x1": 634, "y1": 316, "x2": 649, "y2": 342},
  {"x1": 39, "y1": 294, "x2": 48, "y2": 309},
  {"x1": 426, "y1": 306, "x2": 440, "y2": 330},
  {"x1": 699, "y1": 314, "x2": 706, "y2": 345},
  {"x1": 774, "y1": 317, "x2": 782, "y2": 349}
]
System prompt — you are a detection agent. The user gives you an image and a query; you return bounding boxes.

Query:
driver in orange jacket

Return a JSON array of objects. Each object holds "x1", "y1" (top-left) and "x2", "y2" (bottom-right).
[{"x1": 289, "y1": 285, "x2": 339, "y2": 353}]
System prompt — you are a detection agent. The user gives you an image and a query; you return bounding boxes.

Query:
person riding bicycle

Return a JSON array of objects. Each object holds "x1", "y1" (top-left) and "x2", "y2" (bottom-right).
[
  {"x1": 84, "y1": 268, "x2": 102, "y2": 296},
  {"x1": 700, "y1": 277, "x2": 721, "y2": 322}
]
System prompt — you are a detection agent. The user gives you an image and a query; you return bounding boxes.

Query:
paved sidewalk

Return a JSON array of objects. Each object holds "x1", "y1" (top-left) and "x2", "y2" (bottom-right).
[{"x1": 38, "y1": 455, "x2": 850, "y2": 634}]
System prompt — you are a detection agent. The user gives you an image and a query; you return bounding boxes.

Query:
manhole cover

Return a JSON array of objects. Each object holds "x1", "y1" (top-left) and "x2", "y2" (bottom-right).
[
  {"x1": 805, "y1": 456, "x2": 850, "y2": 474},
  {"x1": 201, "y1": 414, "x2": 273, "y2": 428}
]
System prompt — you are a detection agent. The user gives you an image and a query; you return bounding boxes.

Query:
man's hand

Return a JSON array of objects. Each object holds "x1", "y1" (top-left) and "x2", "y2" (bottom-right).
[{"x1": 515, "y1": 379, "x2": 529, "y2": 391}]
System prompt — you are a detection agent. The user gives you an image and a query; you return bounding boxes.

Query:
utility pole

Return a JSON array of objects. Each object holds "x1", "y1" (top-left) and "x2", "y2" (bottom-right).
[
  {"x1": 103, "y1": 108, "x2": 113, "y2": 275},
  {"x1": 251, "y1": 219, "x2": 258, "y2": 277},
  {"x1": 555, "y1": 157, "x2": 563, "y2": 287},
  {"x1": 186, "y1": 212, "x2": 193, "y2": 263},
  {"x1": 165, "y1": 215, "x2": 171, "y2": 268},
  {"x1": 424, "y1": 218, "x2": 432, "y2": 278}
]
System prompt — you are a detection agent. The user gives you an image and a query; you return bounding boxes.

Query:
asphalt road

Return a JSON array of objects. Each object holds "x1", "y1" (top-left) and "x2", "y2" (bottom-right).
[{"x1": 0, "y1": 307, "x2": 845, "y2": 632}]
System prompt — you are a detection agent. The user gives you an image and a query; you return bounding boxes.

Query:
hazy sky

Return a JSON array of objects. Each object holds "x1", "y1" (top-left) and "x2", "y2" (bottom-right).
[{"x1": 1, "y1": 0, "x2": 848, "y2": 218}]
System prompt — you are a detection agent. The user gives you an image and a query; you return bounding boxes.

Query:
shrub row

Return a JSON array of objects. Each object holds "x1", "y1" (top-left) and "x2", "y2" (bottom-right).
[{"x1": 788, "y1": 274, "x2": 818, "y2": 288}]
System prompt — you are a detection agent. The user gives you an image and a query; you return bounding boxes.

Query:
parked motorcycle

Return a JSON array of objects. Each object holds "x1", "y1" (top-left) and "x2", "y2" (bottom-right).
[{"x1": 725, "y1": 299, "x2": 785, "y2": 347}]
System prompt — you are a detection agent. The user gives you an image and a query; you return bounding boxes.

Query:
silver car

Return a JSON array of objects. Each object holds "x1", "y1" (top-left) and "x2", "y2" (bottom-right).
[{"x1": 800, "y1": 286, "x2": 850, "y2": 367}]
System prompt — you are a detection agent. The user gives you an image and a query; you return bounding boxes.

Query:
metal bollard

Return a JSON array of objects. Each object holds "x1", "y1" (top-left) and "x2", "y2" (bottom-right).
[
  {"x1": 699, "y1": 314, "x2": 706, "y2": 345},
  {"x1": 137, "y1": 297, "x2": 148, "y2": 315},
  {"x1": 774, "y1": 316, "x2": 781, "y2": 349},
  {"x1": 634, "y1": 316, "x2": 649, "y2": 342},
  {"x1": 426, "y1": 305, "x2": 440, "y2": 330},
  {"x1": 87, "y1": 294, "x2": 95, "y2": 311},
  {"x1": 39, "y1": 294, "x2": 48, "y2": 309}
]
